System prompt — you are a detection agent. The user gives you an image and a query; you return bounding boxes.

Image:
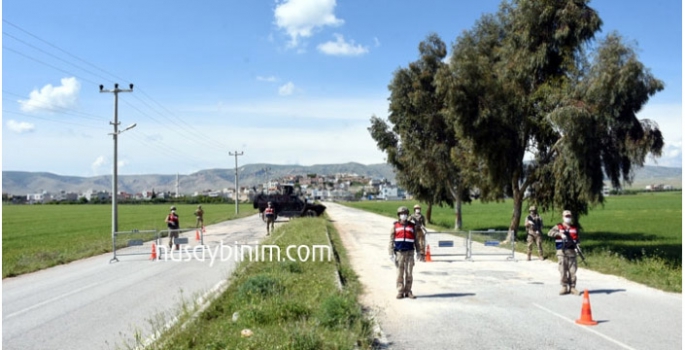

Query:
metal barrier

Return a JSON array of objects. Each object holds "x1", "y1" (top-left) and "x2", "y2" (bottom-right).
[
  {"x1": 467, "y1": 230, "x2": 516, "y2": 260},
  {"x1": 424, "y1": 231, "x2": 469, "y2": 259},
  {"x1": 111, "y1": 229, "x2": 160, "y2": 263}
]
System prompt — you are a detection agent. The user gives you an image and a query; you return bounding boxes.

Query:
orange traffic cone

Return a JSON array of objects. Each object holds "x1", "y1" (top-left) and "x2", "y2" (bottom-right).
[
  {"x1": 150, "y1": 242, "x2": 158, "y2": 260},
  {"x1": 575, "y1": 289, "x2": 598, "y2": 326},
  {"x1": 195, "y1": 230, "x2": 200, "y2": 241},
  {"x1": 425, "y1": 245, "x2": 433, "y2": 262}
]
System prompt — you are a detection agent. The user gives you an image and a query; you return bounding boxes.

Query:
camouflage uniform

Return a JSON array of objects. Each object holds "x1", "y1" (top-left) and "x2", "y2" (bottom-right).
[
  {"x1": 389, "y1": 206, "x2": 420, "y2": 299},
  {"x1": 410, "y1": 204, "x2": 427, "y2": 259},
  {"x1": 194, "y1": 205, "x2": 204, "y2": 229},
  {"x1": 547, "y1": 210, "x2": 580, "y2": 295},
  {"x1": 524, "y1": 206, "x2": 544, "y2": 260}
]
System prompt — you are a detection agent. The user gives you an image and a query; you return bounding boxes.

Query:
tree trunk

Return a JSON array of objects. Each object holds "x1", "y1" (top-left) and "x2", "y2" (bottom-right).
[
  {"x1": 448, "y1": 183, "x2": 463, "y2": 230},
  {"x1": 426, "y1": 202, "x2": 433, "y2": 223},
  {"x1": 454, "y1": 191, "x2": 462, "y2": 230},
  {"x1": 509, "y1": 187, "x2": 524, "y2": 242}
]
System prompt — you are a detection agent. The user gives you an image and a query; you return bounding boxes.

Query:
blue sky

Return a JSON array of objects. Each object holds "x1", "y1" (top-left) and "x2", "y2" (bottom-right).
[{"x1": 2, "y1": 0, "x2": 682, "y2": 177}]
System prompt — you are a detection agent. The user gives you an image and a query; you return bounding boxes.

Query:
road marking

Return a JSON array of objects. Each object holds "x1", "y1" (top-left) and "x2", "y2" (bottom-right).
[
  {"x1": 532, "y1": 303, "x2": 637, "y2": 350},
  {"x1": 5, "y1": 281, "x2": 103, "y2": 320}
]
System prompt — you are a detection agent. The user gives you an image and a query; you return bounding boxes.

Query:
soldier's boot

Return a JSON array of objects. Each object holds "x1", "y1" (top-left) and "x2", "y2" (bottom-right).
[
  {"x1": 405, "y1": 291, "x2": 416, "y2": 299},
  {"x1": 538, "y1": 251, "x2": 545, "y2": 260},
  {"x1": 527, "y1": 253, "x2": 531, "y2": 261},
  {"x1": 569, "y1": 286, "x2": 580, "y2": 295},
  {"x1": 559, "y1": 286, "x2": 569, "y2": 295},
  {"x1": 396, "y1": 292, "x2": 404, "y2": 299}
]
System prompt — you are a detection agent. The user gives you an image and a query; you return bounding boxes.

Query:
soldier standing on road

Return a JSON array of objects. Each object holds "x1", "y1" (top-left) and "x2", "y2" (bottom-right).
[
  {"x1": 410, "y1": 204, "x2": 427, "y2": 262},
  {"x1": 165, "y1": 206, "x2": 180, "y2": 251},
  {"x1": 194, "y1": 205, "x2": 204, "y2": 230},
  {"x1": 547, "y1": 210, "x2": 581, "y2": 295},
  {"x1": 389, "y1": 206, "x2": 420, "y2": 299},
  {"x1": 525, "y1": 206, "x2": 544, "y2": 261},
  {"x1": 264, "y1": 201, "x2": 275, "y2": 235}
]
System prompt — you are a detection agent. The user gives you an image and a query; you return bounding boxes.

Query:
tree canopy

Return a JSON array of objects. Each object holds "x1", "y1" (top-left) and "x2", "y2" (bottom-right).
[{"x1": 371, "y1": 0, "x2": 664, "y2": 232}]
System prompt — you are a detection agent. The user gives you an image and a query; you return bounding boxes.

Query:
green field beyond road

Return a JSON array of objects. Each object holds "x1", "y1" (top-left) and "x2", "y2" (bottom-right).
[
  {"x1": 346, "y1": 191, "x2": 682, "y2": 293},
  {"x1": 2, "y1": 203, "x2": 257, "y2": 278}
]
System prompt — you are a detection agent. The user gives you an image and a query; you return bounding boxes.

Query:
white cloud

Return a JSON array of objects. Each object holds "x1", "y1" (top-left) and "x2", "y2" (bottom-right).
[
  {"x1": 278, "y1": 82, "x2": 296, "y2": 96},
  {"x1": 373, "y1": 37, "x2": 381, "y2": 47},
  {"x1": 257, "y1": 75, "x2": 278, "y2": 82},
  {"x1": 317, "y1": 34, "x2": 369, "y2": 56},
  {"x1": 7, "y1": 120, "x2": 35, "y2": 133},
  {"x1": 91, "y1": 156, "x2": 107, "y2": 175},
  {"x1": 18, "y1": 77, "x2": 81, "y2": 113},
  {"x1": 274, "y1": 0, "x2": 344, "y2": 47}
]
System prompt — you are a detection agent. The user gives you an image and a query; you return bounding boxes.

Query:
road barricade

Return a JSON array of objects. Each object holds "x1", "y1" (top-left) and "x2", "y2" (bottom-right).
[
  {"x1": 424, "y1": 231, "x2": 469, "y2": 260},
  {"x1": 110, "y1": 229, "x2": 160, "y2": 263},
  {"x1": 467, "y1": 230, "x2": 516, "y2": 260}
]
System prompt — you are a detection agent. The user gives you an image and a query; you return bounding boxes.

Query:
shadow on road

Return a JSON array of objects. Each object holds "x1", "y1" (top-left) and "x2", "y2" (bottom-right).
[
  {"x1": 417, "y1": 292, "x2": 475, "y2": 298},
  {"x1": 588, "y1": 289, "x2": 626, "y2": 295}
]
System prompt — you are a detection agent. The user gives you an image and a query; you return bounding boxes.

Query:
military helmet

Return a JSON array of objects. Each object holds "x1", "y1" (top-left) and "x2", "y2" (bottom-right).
[
  {"x1": 198, "y1": 205, "x2": 202, "y2": 209},
  {"x1": 170, "y1": 206, "x2": 176, "y2": 211},
  {"x1": 529, "y1": 205, "x2": 536, "y2": 212},
  {"x1": 397, "y1": 206, "x2": 409, "y2": 215},
  {"x1": 413, "y1": 204, "x2": 421, "y2": 209}
]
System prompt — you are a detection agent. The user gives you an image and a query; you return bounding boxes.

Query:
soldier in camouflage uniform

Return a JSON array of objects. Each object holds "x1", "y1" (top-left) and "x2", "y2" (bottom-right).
[
  {"x1": 547, "y1": 210, "x2": 581, "y2": 295},
  {"x1": 524, "y1": 206, "x2": 544, "y2": 261},
  {"x1": 410, "y1": 204, "x2": 427, "y2": 261},
  {"x1": 194, "y1": 205, "x2": 204, "y2": 229},
  {"x1": 389, "y1": 206, "x2": 420, "y2": 299}
]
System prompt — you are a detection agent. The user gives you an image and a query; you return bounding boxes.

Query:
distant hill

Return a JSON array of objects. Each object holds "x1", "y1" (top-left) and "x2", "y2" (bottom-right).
[
  {"x1": 2, "y1": 163, "x2": 679, "y2": 196},
  {"x1": 2, "y1": 162, "x2": 398, "y2": 196}
]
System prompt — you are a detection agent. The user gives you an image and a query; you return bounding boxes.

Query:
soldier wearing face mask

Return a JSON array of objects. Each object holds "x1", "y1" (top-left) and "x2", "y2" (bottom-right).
[
  {"x1": 388, "y1": 206, "x2": 420, "y2": 299},
  {"x1": 410, "y1": 204, "x2": 427, "y2": 262},
  {"x1": 547, "y1": 210, "x2": 581, "y2": 295}
]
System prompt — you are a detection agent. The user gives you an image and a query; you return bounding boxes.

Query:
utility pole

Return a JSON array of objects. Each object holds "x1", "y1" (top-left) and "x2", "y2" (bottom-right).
[
  {"x1": 229, "y1": 151, "x2": 244, "y2": 214},
  {"x1": 100, "y1": 83, "x2": 134, "y2": 238}
]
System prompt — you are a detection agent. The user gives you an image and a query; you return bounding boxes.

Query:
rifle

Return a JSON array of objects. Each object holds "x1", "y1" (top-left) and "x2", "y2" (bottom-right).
[{"x1": 575, "y1": 245, "x2": 587, "y2": 265}]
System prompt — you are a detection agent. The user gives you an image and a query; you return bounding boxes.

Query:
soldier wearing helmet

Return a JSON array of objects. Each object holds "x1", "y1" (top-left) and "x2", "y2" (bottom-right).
[
  {"x1": 524, "y1": 205, "x2": 544, "y2": 261},
  {"x1": 194, "y1": 204, "x2": 205, "y2": 230},
  {"x1": 388, "y1": 206, "x2": 420, "y2": 299},
  {"x1": 264, "y1": 201, "x2": 275, "y2": 235},
  {"x1": 410, "y1": 204, "x2": 427, "y2": 261},
  {"x1": 165, "y1": 206, "x2": 180, "y2": 251},
  {"x1": 548, "y1": 210, "x2": 581, "y2": 296}
]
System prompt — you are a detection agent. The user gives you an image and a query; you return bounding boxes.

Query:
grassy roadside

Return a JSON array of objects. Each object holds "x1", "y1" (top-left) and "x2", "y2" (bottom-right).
[
  {"x1": 143, "y1": 216, "x2": 372, "y2": 350},
  {"x1": 345, "y1": 192, "x2": 682, "y2": 293},
  {"x1": 2, "y1": 203, "x2": 257, "y2": 278}
]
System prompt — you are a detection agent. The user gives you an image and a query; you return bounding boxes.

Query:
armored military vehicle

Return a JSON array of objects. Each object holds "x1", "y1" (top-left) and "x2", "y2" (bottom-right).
[{"x1": 252, "y1": 184, "x2": 326, "y2": 221}]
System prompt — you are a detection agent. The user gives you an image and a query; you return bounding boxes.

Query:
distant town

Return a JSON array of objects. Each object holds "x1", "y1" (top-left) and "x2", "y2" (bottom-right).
[{"x1": 5, "y1": 172, "x2": 408, "y2": 204}]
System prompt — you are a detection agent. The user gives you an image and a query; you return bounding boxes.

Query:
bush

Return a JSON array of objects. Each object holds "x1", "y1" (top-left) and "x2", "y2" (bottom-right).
[
  {"x1": 319, "y1": 293, "x2": 361, "y2": 328},
  {"x1": 237, "y1": 274, "x2": 283, "y2": 299}
]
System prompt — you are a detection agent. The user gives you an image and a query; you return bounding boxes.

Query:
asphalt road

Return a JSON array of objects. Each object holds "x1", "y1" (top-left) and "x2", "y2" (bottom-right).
[
  {"x1": 2, "y1": 214, "x2": 277, "y2": 350},
  {"x1": 324, "y1": 202, "x2": 682, "y2": 350}
]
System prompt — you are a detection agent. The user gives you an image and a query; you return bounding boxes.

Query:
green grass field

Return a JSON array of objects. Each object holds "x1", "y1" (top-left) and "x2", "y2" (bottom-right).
[
  {"x1": 346, "y1": 191, "x2": 682, "y2": 293},
  {"x1": 2, "y1": 203, "x2": 257, "y2": 278}
]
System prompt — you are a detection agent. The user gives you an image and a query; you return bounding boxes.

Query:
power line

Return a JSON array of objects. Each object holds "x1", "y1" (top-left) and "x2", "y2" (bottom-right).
[
  {"x1": 3, "y1": 19, "x2": 126, "y2": 83},
  {"x1": 2, "y1": 46, "x2": 99, "y2": 85},
  {"x1": 3, "y1": 31, "x2": 116, "y2": 85}
]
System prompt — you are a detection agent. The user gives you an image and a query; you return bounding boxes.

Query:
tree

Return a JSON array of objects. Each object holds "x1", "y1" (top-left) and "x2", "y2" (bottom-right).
[
  {"x1": 369, "y1": 33, "x2": 472, "y2": 229},
  {"x1": 438, "y1": 0, "x2": 663, "y2": 232}
]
